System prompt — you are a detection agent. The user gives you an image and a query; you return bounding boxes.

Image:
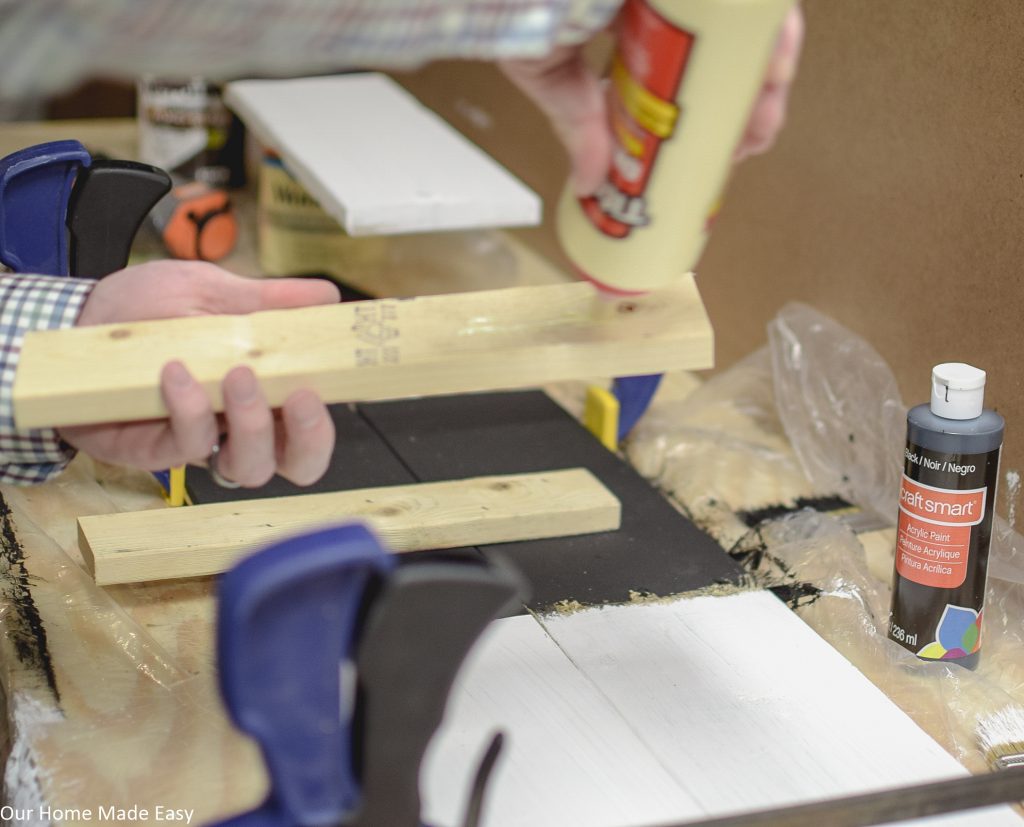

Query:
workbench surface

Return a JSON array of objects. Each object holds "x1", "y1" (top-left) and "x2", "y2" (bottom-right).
[{"x1": 1, "y1": 120, "x2": 1021, "y2": 827}]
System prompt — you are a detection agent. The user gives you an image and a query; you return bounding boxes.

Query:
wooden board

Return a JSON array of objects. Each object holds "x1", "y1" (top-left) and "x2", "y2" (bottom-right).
[
  {"x1": 79, "y1": 469, "x2": 621, "y2": 586},
  {"x1": 421, "y1": 595, "x2": 1021, "y2": 827},
  {"x1": 533, "y1": 594, "x2": 999, "y2": 819},
  {"x1": 224, "y1": 74, "x2": 541, "y2": 236},
  {"x1": 13, "y1": 278, "x2": 713, "y2": 429},
  {"x1": 421, "y1": 614, "x2": 709, "y2": 827}
]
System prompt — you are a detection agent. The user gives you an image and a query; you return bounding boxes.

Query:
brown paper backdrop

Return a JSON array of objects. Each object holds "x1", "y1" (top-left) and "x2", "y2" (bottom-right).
[{"x1": 397, "y1": 0, "x2": 1024, "y2": 484}]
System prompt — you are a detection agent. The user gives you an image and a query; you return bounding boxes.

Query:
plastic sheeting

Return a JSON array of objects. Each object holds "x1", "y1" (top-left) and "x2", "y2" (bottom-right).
[{"x1": 629, "y1": 301, "x2": 1024, "y2": 772}]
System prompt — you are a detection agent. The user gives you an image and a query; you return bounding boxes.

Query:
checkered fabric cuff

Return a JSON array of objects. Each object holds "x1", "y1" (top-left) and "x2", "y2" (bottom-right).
[{"x1": 0, "y1": 275, "x2": 95, "y2": 485}]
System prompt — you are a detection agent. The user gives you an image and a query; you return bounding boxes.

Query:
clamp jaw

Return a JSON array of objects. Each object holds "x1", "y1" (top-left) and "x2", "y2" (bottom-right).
[
  {"x1": 216, "y1": 524, "x2": 524, "y2": 827},
  {"x1": 0, "y1": 139, "x2": 170, "y2": 278}
]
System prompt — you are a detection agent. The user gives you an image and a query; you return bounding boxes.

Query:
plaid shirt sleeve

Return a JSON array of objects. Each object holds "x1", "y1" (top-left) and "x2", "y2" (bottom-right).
[
  {"x1": 0, "y1": 275, "x2": 95, "y2": 485},
  {"x1": 0, "y1": 0, "x2": 622, "y2": 99}
]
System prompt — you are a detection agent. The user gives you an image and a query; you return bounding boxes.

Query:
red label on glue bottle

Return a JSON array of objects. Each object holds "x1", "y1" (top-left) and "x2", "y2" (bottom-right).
[{"x1": 556, "y1": 0, "x2": 791, "y2": 293}]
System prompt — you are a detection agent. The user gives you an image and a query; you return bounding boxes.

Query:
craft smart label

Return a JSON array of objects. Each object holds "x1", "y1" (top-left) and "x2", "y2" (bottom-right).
[
  {"x1": 896, "y1": 475, "x2": 986, "y2": 588},
  {"x1": 889, "y1": 443, "x2": 999, "y2": 662}
]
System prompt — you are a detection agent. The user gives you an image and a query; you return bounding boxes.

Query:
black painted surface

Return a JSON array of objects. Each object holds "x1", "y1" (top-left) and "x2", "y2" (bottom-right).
[
  {"x1": 360, "y1": 391, "x2": 742, "y2": 611},
  {"x1": 187, "y1": 390, "x2": 740, "y2": 611},
  {"x1": 738, "y1": 495, "x2": 854, "y2": 528},
  {"x1": 0, "y1": 495, "x2": 59, "y2": 702}
]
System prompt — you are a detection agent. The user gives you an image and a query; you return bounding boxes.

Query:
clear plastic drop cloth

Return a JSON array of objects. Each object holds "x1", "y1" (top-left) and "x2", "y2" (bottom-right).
[{"x1": 628, "y1": 302, "x2": 1024, "y2": 772}]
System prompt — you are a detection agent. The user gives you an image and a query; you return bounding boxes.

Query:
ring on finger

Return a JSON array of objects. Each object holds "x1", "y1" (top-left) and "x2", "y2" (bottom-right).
[{"x1": 206, "y1": 437, "x2": 241, "y2": 489}]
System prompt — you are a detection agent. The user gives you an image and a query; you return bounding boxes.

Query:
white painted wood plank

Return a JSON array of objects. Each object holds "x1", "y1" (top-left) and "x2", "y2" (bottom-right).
[
  {"x1": 537, "y1": 591, "x2": 1020, "y2": 826},
  {"x1": 421, "y1": 614, "x2": 707, "y2": 827},
  {"x1": 225, "y1": 74, "x2": 541, "y2": 236}
]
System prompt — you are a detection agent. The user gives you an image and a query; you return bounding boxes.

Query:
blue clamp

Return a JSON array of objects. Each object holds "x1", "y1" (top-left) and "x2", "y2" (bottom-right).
[
  {"x1": 613, "y1": 373, "x2": 664, "y2": 442},
  {"x1": 215, "y1": 523, "x2": 523, "y2": 827},
  {"x1": 217, "y1": 524, "x2": 394, "y2": 825},
  {"x1": 0, "y1": 140, "x2": 90, "y2": 275},
  {"x1": 0, "y1": 140, "x2": 170, "y2": 278},
  {"x1": 0, "y1": 140, "x2": 174, "y2": 495}
]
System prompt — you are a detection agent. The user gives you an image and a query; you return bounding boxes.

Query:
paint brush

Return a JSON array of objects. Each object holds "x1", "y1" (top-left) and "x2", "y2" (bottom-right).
[{"x1": 976, "y1": 703, "x2": 1024, "y2": 770}]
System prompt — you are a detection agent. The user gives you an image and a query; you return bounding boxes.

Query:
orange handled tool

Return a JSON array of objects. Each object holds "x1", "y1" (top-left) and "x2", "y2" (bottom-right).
[{"x1": 150, "y1": 179, "x2": 238, "y2": 261}]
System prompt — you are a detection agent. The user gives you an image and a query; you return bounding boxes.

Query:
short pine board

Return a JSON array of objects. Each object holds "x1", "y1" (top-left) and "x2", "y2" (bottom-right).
[{"x1": 78, "y1": 469, "x2": 621, "y2": 585}]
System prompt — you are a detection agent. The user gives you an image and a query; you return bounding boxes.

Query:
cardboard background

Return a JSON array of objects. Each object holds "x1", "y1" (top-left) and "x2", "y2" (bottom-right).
[{"x1": 398, "y1": 1, "x2": 1024, "y2": 490}]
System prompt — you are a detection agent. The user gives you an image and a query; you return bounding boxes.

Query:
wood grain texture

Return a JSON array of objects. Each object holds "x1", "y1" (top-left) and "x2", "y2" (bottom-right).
[
  {"x1": 0, "y1": 466, "x2": 267, "y2": 826},
  {"x1": 13, "y1": 278, "x2": 713, "y2": 429},
  {"x1": 78, "y1": 469, "x2": 621, "y2": 586}
]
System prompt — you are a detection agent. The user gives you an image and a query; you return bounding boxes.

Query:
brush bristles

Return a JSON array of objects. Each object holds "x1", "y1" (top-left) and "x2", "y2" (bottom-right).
[{"x1": 977, "y1": 705, "x2": 1024, "y2": 770}]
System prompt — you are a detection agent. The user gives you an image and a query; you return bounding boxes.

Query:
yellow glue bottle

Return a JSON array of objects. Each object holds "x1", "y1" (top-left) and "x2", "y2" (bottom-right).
[{"x1": 556, "y1": 0, "x2": 792, "y2": 293}]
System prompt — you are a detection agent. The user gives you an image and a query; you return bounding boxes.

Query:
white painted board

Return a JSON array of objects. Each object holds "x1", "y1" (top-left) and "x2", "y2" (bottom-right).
[
  {"x1": 423, "y1": 593, "x2": 1020, "y2": 827},
  {"x1": 224, "y1": 74, "x2": 541, "y2": 236},
  {"x1": 538, "y1": 592, "x2": 1021, "y2": 825},
  {"x1": 421, "y1": 615, "x2": 706, "y2": 827}
]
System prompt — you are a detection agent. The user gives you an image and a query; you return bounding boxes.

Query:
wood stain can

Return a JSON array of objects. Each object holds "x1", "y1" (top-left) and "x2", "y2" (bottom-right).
[
  {"x1": 555, "y1": 0, "x2": 791, "y2": 293},
  {"x1": 137, "y1": 76, "x2": 246, "y2": 188},
  {"x1": 888, "y1": 364, "x2": 1004, "y2": 669}
]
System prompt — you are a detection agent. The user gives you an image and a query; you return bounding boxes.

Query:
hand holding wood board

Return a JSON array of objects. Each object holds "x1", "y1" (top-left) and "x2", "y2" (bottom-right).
[{"x1": 14, "y1": 278, "x2": 712, "y2": 429}]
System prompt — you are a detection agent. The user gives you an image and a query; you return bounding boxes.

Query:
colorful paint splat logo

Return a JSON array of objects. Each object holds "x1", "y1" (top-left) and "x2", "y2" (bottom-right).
[{"x1": 917, "y1": 604, "x2": 982, "y2": 660}]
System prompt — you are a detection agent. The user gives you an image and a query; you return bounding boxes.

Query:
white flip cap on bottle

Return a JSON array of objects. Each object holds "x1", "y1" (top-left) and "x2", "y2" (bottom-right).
[{"x1": 931, "y1": 363, "x2": 986, "y2": 420}]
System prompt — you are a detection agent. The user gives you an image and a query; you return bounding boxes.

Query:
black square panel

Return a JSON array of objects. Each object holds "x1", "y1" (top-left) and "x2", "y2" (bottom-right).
[{"x1": 360, "y1": 392, "x2": 742, "y2": 610}]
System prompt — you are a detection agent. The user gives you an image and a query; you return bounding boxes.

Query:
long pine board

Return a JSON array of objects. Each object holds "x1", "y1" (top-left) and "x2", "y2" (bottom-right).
[
  {"x1": 78, "y1": 469, "x2": 621, "y2": 585},
  {"x1": 14, "y1": 278, "x2": 712, "y2": 429}
]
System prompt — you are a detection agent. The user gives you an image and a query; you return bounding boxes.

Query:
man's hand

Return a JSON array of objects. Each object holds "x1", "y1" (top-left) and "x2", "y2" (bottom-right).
[
  {"x1": 733, "y1": 5, "x2": 805, "y2": 162},
  {"x1": 501, "y1": 4, "x2": 805, "y2": 194},
  {"x1": 60, "y1": 261, "x2": 341, "y2": 488}
]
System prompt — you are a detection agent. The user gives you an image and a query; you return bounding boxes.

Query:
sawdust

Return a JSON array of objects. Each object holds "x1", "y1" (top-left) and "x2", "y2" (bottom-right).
[
  {"x1": 549, "y1": 599, "x2": 585, "y2": 615},
  {"x1": 544, "y1": 578, "x2": 761, "y2": 617}
]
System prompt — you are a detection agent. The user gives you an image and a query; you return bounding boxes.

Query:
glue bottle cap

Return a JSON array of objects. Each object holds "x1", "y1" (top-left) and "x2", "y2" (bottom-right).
[{"x1": 930, "y1": 363, "x2": 986, "y2": 420}]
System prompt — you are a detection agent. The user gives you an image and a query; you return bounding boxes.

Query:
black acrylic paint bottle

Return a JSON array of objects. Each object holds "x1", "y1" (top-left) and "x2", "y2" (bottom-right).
[{"x1": 888, "y1": 363, "x2": 1004, "y2": 669}]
